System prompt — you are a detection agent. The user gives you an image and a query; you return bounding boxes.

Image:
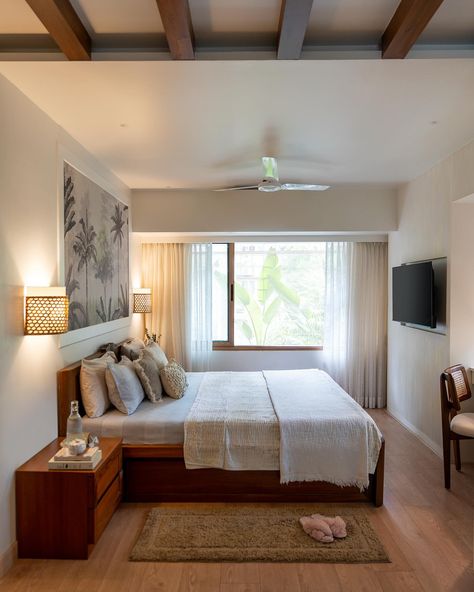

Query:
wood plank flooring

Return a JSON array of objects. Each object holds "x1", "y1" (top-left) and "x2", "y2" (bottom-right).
[{"x1": 0, "y1": 410, "x2": 473, "y2": 591}]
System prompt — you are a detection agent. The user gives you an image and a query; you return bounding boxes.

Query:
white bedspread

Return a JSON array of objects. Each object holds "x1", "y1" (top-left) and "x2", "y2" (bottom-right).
[
  {"x1": 184, "y1": 372, "x2": 279, "y2": 470},
  {"x1": 263, "y1": 369, "x2": 382, "y2": 488},
  {"x1": 183, "y1": 369, "x2": 382, "y2": 488}
]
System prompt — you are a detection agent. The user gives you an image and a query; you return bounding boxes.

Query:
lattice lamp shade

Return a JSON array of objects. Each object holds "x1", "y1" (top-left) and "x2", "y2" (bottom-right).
[
  {"x1": 133, "y1": 288, "x2": 152, "y2": 313},
  {"x1": 25, "y1": 287, "x2": 69, "y2": 335}
]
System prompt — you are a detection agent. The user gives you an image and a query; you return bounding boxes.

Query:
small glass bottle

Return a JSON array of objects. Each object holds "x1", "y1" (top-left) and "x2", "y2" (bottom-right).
[{"x1": 66, "y1": 400, "x2": 83, "y2": 442}]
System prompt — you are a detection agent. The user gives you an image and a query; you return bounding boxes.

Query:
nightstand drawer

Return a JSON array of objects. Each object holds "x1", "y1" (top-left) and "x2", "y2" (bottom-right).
[
  {"x1": 95, "y1": 449, "x2": 121, "y2": 502},
  {"x1": 91, "y1": 472, "x2": 122, "y2": 543}
]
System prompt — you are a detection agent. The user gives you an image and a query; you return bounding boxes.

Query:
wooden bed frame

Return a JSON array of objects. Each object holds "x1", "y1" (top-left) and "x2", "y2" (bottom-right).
[{"x1": 57, "y1": 349, "x2": 385, "y2": 506}]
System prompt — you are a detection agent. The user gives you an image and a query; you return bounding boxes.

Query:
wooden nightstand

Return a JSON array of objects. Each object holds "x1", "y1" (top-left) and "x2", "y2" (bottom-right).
[{"x1": 16, "y1": 437, "x2": 122, "y2": 559}]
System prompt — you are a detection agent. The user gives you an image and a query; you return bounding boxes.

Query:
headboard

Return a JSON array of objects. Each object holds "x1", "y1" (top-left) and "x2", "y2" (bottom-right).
[{"x1": 57, "y1": 342, "x2": 123, "y2": 436}]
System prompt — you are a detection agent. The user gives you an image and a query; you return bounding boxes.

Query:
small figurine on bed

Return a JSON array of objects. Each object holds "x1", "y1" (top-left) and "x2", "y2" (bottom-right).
[{"x1": 299, "y1": 514, "x2": 347, "y2": 543}]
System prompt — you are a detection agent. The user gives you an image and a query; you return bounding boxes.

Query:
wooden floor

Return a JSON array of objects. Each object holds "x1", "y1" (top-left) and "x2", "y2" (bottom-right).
[{"x1": 1, "y1": 410, "x2": 473, "y2": 592}]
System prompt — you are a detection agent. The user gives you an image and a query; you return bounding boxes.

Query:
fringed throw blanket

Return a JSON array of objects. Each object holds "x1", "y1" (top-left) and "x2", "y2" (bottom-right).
[
  {"x1": 184, "y1": 372, "x2": 280, "y2": 471},
  {"x1": 184, "y1": 370, "x2": 382, "y2": 488},
  {"x1": 263, "y1": 370, "x2": 382, "y2": 488}
]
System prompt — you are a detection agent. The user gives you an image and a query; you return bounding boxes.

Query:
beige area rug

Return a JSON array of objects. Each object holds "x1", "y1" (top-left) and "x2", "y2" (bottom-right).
[{"x1": 130, "y1": 504, "x2": 389, "y2": 563}]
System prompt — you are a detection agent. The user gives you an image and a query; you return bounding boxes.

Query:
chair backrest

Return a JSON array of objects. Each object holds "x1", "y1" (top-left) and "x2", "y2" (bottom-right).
[{"x1": 441, "y1": 365, "x2": 472, "y2": 412}]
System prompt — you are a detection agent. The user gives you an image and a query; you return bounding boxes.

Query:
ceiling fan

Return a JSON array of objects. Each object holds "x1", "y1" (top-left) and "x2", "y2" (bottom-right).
[{"x1": 214, "y1": 157, "x2": 330, "y2": 192}]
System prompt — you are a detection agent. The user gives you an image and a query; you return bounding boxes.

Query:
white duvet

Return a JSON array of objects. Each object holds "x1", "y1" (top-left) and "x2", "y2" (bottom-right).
[{"x1": 184, "y1": 369, "x2": 382, "y2": 488}]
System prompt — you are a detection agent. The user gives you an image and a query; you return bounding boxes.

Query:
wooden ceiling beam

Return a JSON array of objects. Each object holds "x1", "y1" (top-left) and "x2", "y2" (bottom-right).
[
  {"x1": 25, "y1": 0, "x2": 90, "y2": 60},
  {"x1": 382, "y1": 0, "x2": 445, "y2": 59},
  {"x1": 277, "y1": 0, "x2": 314, "y2": 60},
  {"x1": 155, "y1": 0, "x2": 195, "y2": 60}
]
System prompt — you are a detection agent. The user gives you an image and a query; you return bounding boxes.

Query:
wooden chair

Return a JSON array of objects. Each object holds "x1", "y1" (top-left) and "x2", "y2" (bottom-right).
[{"x1": 440, "y1": 365, "x2": 474, "y2": 488}]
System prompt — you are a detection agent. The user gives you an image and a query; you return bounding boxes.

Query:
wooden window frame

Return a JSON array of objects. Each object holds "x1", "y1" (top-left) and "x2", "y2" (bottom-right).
[{"x1": 212, "y1": 242, "x2": 323, "y2": 351}]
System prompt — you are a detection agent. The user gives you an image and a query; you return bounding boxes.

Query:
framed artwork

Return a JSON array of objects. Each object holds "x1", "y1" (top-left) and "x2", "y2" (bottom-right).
[{"x1": 58, "y1": 148, "x2": 130, "y2": 346}]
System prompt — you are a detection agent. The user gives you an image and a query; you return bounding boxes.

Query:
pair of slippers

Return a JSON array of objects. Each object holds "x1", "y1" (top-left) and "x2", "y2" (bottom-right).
[{"x1": 299, "y1": 514, "x2": 347, "y2": 543}]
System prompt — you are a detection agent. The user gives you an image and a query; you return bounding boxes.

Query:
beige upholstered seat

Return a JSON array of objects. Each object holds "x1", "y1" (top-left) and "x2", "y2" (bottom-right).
[
  {"x1": 440, "y1": 365, "x2": 474, "y2": 489},
  {"x1": 451, "y1": 413, "x2": 474, "y2": 437}
]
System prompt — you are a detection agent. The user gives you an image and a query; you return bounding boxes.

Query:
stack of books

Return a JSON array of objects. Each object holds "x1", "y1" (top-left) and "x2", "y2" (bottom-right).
[{"x1": 48, "y1": 446, "x2": 102, "y2": 470}]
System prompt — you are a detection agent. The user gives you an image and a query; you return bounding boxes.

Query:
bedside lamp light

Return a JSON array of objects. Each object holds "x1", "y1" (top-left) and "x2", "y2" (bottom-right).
[
  {"x1": 25, "y1": 287, "x2": 69, "y2": 335},
  {"x1": 133, "y1": 288, "x2": 152, "y2": 313}
]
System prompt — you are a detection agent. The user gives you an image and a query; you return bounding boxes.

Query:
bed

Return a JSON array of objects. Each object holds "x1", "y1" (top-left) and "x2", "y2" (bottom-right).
[{"x1": 57, "y1": 348, "x2": 385, "y2": 506}]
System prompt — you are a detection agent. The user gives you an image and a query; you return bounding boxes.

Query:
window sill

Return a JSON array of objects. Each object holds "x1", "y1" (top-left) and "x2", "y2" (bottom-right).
[{"x1": 213, "y1": 345, "x2": 323, "y2": 351}]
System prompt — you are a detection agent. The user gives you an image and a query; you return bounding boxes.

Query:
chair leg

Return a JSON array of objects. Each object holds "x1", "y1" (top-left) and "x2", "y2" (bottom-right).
[
  {"x1": 443, "y1": 435, "x2": 451, "y2": 489},
  {"x1": 453, "y1": 439, "x2": 461, "y2": 471}
]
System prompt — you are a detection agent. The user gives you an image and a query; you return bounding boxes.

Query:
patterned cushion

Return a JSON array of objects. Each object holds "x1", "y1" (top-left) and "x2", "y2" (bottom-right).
[
  {"x1": 105, "y1": 357, "x2": 145, "y2": 415},
  {"x1": 133, "y1": 349, "x2": 163, "y2": 403},
  {"x1": 160, "y1": 360, "x2": 188, "y2": 399},
  {"x1": 80, "y1": 351, "x2": 117, "y2": 418},
  {"x1": 146, "y1": 341, "x2": 168, "y2": 370}
]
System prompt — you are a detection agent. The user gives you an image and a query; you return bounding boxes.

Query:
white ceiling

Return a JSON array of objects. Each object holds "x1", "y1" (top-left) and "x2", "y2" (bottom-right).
[{"x1": 1, "y1": 59, "x2": 474, "y2": 189}]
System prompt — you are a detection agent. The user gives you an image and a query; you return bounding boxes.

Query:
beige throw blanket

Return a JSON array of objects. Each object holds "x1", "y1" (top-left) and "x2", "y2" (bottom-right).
[
  {"x1": 184, "y1": 370, "x2": 382, "y2": 488},
  {"x1": 263, "y1": 369, "x2": 382, "y2": 488},
  {"x1": 184, "y1": 372, "x2": 279, "y2": 470}
]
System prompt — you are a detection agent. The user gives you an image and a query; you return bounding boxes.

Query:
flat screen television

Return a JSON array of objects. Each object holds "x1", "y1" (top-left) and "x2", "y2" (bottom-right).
[{"x1": 392, "y1": 262, "x2": 436, "y2": 328}]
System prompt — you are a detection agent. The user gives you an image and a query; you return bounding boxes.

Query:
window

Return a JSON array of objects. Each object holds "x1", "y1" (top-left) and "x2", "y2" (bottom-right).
[{"x1": 212, "y1": 242, "x2": 325, "y2": 349}]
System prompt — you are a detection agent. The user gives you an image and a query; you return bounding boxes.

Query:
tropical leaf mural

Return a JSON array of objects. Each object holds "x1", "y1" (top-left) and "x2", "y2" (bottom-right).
[{"x1": 64, "y1": 162, "x2": 129, "y2": 330}]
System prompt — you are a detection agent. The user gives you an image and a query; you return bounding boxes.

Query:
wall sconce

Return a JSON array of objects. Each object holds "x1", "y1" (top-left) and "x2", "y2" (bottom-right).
[
  {"x1": 25, "y1": 287, "x2": 69, "y2": 335},
  {"x1": 133, "y1": 288, "x2": 152, "y2": 314}
]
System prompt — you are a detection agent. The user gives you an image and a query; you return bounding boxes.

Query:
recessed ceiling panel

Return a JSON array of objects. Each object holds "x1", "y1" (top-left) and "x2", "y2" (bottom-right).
[
  {"x1": 305, "y1": 0, "x2": 399, "y2": 45},
  {"x1": 70, "y1": 0, "x2": 164, "y2": 35},
  {"x1": 0, "y1": 0, "x2": 48, "y2": 34},
  {"x1": 417, "y1": 0, "x2": 474, "y2": 44},
  {"x1": 189, "y1": 0, "x2": 281, "y2": 47}
]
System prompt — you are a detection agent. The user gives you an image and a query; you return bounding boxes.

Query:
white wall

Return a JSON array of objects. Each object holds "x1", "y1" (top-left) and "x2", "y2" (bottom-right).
[
  {"x1": 0, "y1": 75, "x2": 138, "y2": 573},
  {"x1": 449, "y1": 198, "x2": 474, "y2": 429},
  {"x1": 211, "y1": 350, "x2": 324, "y2": 372},
  {"x1": 132, "y1": 187, "x2": 397, "y2": 233},
  {"x1": 388, "y1": 139, "x2": 474, "y2": 459}
]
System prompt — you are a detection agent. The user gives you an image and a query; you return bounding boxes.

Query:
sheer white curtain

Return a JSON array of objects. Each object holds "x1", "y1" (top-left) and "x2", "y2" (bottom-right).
[
  {"x1": 184, "y1": 243, "x2": 213, "y2": 371},
  {"x1": 141, "y1": 242, "x2": 212, "y2": 372},
  {"x1": 323, "y1": 242, "x2": 387, "y2": 408},
  {"x1": 323, "y1": 242, "x2": 351, "y2": 388}
]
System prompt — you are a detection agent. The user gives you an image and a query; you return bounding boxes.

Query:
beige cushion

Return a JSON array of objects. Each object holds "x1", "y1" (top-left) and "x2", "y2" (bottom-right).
[
  {"x1": 121, "y1": 337, "x2": 146, "y2": 361},
  {"x1": 451, "y1": 413, "x2": 474, "y2": 437},
  {"x1": 133, "y1": 349, "x2": 163, "y2": 403},
  {"x1": 160, "y1": 360, "x2": 188, "y2": 399},
  {"x1": 80, "y1": 351, "x2": 117, "y2": 418},
  {"x1": 146, "y1": 341, "x2": 168, "y2": 370},
  {"x1": 105, "y1": 357, "x2": 145, "y2": 415}
]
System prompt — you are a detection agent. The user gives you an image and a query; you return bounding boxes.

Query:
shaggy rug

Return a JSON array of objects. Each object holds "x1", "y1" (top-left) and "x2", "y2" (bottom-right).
[{"x1": 129, "y1": 504, "x2": 389, "y2": 563}]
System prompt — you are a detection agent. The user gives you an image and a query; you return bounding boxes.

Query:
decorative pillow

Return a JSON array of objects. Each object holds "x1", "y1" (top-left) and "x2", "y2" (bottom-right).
[
  {"x1": 80, "y1": 351, "x2": 117, "y2": 418},
  {"x1": 160, "y1": 360, "x2": 188, "y2": 399},
  {"x1": 121, "y1": 337, "x2": 146, "y2": 361},
  {"x1": 105, "y1": 357, "x2": 145, "y2": 415},
  {"x1": 146, "y1": 341, "x2": 168, "y2": 370},
  {"x1": 133, "y1": 349, "x2": 163, "y2": 403}
]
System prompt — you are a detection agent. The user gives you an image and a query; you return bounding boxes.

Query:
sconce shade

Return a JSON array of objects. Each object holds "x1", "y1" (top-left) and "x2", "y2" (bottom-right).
[
  {"x1": 133, "y1": 288, "x2": 152, "y2": 313},
  {"x1": 25, "y1": 287, "x2": 69, "y2": 335}
]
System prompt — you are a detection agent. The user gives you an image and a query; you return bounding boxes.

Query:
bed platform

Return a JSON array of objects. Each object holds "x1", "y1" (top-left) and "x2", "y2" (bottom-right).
[{"x1": 57, "y1": 351, "x2": 384, "y2": 506}]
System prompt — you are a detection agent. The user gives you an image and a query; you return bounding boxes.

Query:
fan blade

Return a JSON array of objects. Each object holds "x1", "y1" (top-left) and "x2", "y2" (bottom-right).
[
  {"x1": 281, "y1": 183, "x2": 330, "y2": 191},
  {"x1": 262, "y1": 156, "x2": 279, "y2": 181},
  {"x1": 213, "y1": 185, "x2": 259, "y2": 192}
]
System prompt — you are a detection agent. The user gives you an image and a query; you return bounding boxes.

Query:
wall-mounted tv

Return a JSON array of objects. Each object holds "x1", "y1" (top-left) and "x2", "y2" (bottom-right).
[{"x1": 392, "y1": 262, "x2": 435, "y2": 328}]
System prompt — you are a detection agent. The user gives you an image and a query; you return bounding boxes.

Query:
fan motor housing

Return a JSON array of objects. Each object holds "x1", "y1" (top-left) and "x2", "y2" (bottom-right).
[{"x1": 258, "y1": 177, "x2": 281, "y2": 192}]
